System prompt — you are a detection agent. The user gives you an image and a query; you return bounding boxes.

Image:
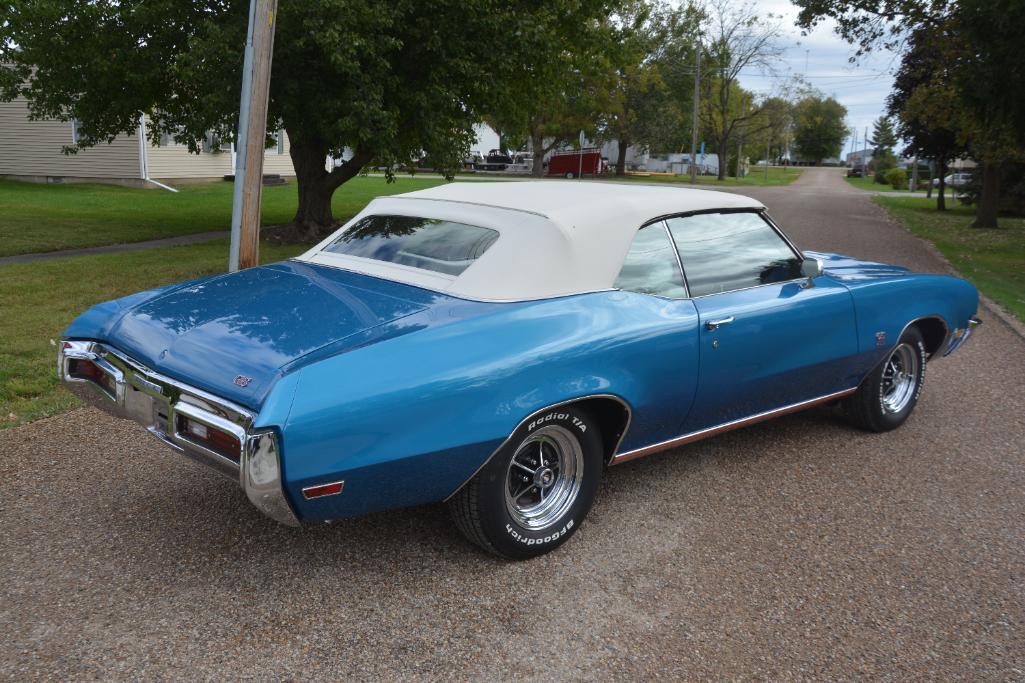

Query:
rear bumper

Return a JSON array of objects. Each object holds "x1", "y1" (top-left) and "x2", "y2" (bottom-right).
[
  {"x1": 58, "y1": 339, "x2": 300, "y2": 526},
  {"x1": 943, "y1": 316, "x2": 982, "y2": 357}
]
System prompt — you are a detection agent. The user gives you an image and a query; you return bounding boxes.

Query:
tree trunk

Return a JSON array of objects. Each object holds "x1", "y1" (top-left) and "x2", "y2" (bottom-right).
[
  {"x1": 279, "y1": 135, "x2": 372, "y2": 243},
  {"x1": 972, "y1": 160, "x2": 1001, "y2": 228},
  {"x1": 531, "y1": 131, "x2": 546, "y2": 177},
  {"x1": 717, "y1": 139, "x2": 728, "y2": 180},
  {"x1": 615, "y1": 138, "x2": 628, "y2": 176},
  {"x1": 936, "y1": 158, "x2": 946, "y2": 212}
]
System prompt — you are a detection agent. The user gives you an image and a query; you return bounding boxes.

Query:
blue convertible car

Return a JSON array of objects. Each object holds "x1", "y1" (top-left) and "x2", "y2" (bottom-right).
[{"x1": 59, "y1": 182, "x2": 981, "y2": 558}]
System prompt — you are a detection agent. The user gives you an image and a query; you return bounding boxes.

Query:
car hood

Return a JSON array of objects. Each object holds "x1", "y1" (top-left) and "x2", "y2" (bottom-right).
[
  {"x1": 805, "y1": 250, "x2": 911, "y2": 281},
  {"x1": 101, "y1": 261, "x2": 449, "y2": 409}
]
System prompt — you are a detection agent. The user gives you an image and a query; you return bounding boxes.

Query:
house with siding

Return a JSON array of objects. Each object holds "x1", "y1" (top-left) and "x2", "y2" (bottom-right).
[{"x1": 0, "y1": 95, "x2": 296, "y2": 188}]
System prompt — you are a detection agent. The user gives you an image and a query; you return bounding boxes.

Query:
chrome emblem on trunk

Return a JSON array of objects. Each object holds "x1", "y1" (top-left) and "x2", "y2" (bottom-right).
[{"x1": 234, "y1": 375, "x2": 253, "y2": 387}]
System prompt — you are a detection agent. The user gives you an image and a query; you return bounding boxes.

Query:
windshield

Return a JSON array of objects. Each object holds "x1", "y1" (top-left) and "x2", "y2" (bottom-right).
[{"x1": 322, "y1": 215, "x2": 500, "y2": 276}]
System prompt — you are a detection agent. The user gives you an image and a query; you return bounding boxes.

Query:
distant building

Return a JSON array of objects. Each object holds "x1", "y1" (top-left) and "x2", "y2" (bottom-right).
[
  {"x1": 0, "y1": 95, "x2": 297, "y2": 187},
  {"x1": 845, "y1": 147, "x2": 873, "y2": 168}
]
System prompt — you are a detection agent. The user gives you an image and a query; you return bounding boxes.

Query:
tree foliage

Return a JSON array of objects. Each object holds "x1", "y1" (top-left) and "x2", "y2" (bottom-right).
[
  {"x1": 793, "y1": 0, "x2": 1025, "y2": 228},
  {"x1": 0, "y1": 0, "x2": 621, "y2": 237},
  {"x1": 886, "y1": 22, "x2": 966, "y2": 209},
  {"x1": 597, "y1": 0, "x2": 703, "y2": 175},
  {"x1": 698, "y1": 0, "x2": 784, "y2": 179},
  {"x1": 791, "y1": 93, "x2": 848, "y2": 164},
  {"x1": 868, "y1": 116, "x2": 897, "y2": 156}
]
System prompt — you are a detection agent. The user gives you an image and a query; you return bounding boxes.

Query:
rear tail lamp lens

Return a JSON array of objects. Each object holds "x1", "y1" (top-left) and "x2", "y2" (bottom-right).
[
  {"x1": 177, "y1": 415, "x2": 242, "y2": 461},
  {"x1": 67, "y1": 358, "x2": 117, "y2": 397}
]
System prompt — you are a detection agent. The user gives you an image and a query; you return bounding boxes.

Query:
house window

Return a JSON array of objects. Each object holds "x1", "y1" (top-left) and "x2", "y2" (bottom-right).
[
  {"x1": 276, "y1": 130, "x2": 285, "y2": 155},
  {"x1": 71, "y1": 118, "x2": 81, "y2": 144}
]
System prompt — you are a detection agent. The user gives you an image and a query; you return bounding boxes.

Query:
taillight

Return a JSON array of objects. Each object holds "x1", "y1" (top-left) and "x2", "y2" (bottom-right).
[
  {"x1": 67, "y1": 358, "x2": 117, "y2": 397},
  {"x1": 177, "y1": 414, "x2": 242, "y2": 461}
]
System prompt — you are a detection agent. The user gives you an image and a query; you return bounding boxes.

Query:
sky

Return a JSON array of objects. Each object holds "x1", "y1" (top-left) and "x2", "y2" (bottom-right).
[{"x1": 737, "y1": 0, "x2": 899, "y2": 157}]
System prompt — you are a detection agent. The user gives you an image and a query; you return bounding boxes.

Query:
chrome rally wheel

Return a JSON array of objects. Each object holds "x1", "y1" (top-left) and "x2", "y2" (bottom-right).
[
  {"x1": 504, "y1": 426, "x2": 584, "y2": 531},
  {"x1": 449, "y1": 406, "x2": 603, "y2": 559},
  {"x1": 844, "y1": 326, "x2": 927, "y2": 432},
  {"x1": 880, "y1": 343, "x2": 920, "y2": 414}
]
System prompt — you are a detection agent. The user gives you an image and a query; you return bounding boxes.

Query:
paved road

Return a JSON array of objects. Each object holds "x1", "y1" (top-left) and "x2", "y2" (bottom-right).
[{"x1": 2, "y1": 168, "x2": 1023, "y2": 679}]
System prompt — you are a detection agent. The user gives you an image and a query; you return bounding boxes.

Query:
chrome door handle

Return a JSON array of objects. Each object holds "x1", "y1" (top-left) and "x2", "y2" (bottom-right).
[{"x1": 705, "y1": 316, "x2": 735, "y2": 331}]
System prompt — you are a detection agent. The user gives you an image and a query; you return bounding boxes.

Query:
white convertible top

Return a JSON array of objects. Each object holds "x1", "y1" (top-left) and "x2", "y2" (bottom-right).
[{"x1": 298, "y1": 181, "x2": 764, "y2": 301}]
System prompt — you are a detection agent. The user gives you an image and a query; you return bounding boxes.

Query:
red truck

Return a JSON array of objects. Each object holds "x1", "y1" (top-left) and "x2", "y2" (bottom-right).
[{"x1": 547, "y1": 148, "x2": 604, "y2": 178}]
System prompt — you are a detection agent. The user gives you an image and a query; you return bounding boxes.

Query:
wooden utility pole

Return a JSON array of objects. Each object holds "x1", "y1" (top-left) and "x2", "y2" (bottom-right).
[
  {"x1": 735, "y1": 95, "x2": 746, "y2": 179},
  {"x1": 689, "y1": 41, "x2": 701, "y2": 184},
  {"x1": 229, "y1": 0, "x2": 278, "y2": 272}
]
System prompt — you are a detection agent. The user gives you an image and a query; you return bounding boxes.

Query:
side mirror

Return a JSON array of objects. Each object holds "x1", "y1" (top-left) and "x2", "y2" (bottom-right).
[
  {"x1": 801, "y1": 258, "x2": 824, "y2": 279},
  {"x1": 800, "y1": 258, "x2": 823, "y2": 287}
]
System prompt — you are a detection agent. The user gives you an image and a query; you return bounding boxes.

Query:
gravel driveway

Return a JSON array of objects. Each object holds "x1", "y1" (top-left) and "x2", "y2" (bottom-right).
[{"x1": 3, "y1": 167, "x2": 1023, "y2": 679}]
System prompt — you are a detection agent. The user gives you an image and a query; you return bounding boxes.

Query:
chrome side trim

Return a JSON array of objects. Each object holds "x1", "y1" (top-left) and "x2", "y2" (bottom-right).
[
  {"x1": 442, "y1": 393, "x2": 633, "y2": 502},
  {"x1": 611, "y1": 387, "x2": 857, "y2": 465}
]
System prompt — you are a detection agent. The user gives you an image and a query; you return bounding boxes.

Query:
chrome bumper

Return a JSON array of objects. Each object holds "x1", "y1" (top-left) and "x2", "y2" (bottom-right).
[
  {"x1": 58, "y1": 340, "x2": 300, "y2": 526},
  {"x1": 943, "y1": 316, "x2": 982, "y2": 356}
]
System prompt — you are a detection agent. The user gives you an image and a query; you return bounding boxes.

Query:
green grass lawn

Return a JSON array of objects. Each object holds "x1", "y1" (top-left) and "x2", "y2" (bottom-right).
[
  {"x1": 844, "y1": 174, "x2": 930, "y2": 193},
  {"x1": 605, "y1": 165, "x2": 803, "y2": 187},
  {"x1": 0, "y1": 238, "x2": 308, "y2": 430},
  {"x1": 0, "y1": 175, "x2": 447, "y2": 257},
  {"x1": 874, "y1": 196, "x2": 1025, "y2": 322}
]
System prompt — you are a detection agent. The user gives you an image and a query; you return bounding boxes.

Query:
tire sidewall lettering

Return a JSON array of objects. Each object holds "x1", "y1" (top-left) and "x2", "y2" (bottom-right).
[
  {"x1": 526, "y1": 411, "x2": 587, "y2": 434},
  {"x1": 505, "y1": 518, "x2": 575, "y2": 545}
]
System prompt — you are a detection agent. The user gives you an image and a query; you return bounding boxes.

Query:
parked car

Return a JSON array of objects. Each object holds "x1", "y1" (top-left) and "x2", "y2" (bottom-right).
[
  {"x1": 846, "y1": 165, "x2": 864, "y2": 178},
  {"x1": 59, "y1": 182, "x2": 981, "y2": 558},
  {"x1": 933, "y1": 172, "x2": 973, "y2": 187},
  {"x1": 473, "y1": 149, "x2": 514, "y2": 172}
]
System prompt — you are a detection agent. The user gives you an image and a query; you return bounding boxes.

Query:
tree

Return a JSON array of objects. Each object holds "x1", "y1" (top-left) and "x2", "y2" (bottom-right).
[
  {"x1": 791, "y1": 93, "x2": 848, "y2": 164},
  {"x1": 699, "y1": 0, "x2": 784, "y2": 180},
  {"x1": 947, "y1": 0, "x2": 1025, "y2": 227},
  {"x1": 742, "y1": 96, "x2": 793, "y2": 165},
  {"x1": 868, "y1": 116, "x2": 897, "y2": 157},
  {"x1": 0, "y1": 1, "x2": 621, "y2": 240},
  {"x1": 481, "y1": 10, "x2": 615, "y2": 176},
  {"x1": 793, "y1": 0, "x2": 1025, "y2": 228},
  {"x1": 887, "y1": 23, "x2": 967, "y2": 210},
  {"x1": 598, "y1": 1, "x2": 703, "y2": 175}
]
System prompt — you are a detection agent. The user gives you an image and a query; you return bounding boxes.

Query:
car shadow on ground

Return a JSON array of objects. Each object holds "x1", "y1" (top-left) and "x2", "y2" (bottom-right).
[{"x1": 90, "y1": 404, "x2": 858, "y2": 575}]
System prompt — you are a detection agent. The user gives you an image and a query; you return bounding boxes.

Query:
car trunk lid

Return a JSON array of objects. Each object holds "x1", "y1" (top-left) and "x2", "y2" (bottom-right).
[{"x1": 104, "y1": 261, "x2": 441, "y2": 408}]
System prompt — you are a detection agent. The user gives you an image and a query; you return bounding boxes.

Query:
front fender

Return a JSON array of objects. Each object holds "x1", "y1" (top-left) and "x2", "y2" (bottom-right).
[{"x1": 846, "y1": 273, "x2": 978, "y2": 367}]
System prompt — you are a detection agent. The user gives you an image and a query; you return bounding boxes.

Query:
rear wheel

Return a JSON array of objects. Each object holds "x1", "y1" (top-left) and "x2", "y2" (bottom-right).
[
  {"x1": 449, "y1": 406, "x2": 603, "y2": 559},
  {"x1": 565, "y1": 172, "x2": 575, "y2": 179},
  {"x1": 844, "y1": 327, "x2": 927, "y2": 432}
]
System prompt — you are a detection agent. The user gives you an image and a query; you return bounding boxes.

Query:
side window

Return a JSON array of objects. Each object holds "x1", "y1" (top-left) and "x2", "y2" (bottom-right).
[
  {"x1": 614, "y1": 222, "x2": 688, "y2": 299},
  {"x1": 666, "y1": 212, "x2": 802, "y2": 297}
]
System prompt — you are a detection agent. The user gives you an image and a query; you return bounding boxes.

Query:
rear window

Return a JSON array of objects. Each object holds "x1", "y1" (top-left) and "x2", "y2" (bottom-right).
[{"x1": 322, "y1": 215, "x2": 499, "y2": 276}]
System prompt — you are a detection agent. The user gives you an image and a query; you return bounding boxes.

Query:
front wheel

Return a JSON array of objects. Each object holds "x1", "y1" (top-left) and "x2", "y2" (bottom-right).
[
  {"x1": 843, "y1": 327, "x2": 927, "y2": 432},
  {"x1": 449, "y1": 407, "x2": 603, "y2": 559}
]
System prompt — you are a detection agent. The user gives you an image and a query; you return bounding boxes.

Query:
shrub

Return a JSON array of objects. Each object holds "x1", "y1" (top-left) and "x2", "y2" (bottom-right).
[
  {"x1": 885, "y1": 167, "x2": 908, "y2": 190},
  {"x1": 871, "y1": 149, "x2": 897, "y2": 184}
]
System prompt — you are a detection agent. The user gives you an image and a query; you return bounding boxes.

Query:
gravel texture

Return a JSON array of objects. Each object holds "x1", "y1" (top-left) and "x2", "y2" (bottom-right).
[{"x1": 2, "y1": 168, "x2": 1023, "y2": 680}]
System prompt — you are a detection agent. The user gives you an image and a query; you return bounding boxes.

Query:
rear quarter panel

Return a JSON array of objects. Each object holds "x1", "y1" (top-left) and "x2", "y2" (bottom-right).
[{"x1": 275, "y1": 291, "x2": 700, "y2": 521}]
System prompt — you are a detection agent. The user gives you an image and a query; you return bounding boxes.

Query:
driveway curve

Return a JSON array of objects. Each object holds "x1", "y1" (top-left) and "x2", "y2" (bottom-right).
[{"x1": 2, "y1": 167, "x2": 1023, "y2": 679}]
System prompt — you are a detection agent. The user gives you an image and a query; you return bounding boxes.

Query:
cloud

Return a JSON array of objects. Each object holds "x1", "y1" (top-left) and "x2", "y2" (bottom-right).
[{"x1": 723, "y1": 0, "x2": 899, "y2": 148}]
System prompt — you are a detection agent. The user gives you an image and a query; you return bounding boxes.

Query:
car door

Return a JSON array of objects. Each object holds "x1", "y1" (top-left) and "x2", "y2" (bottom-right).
[
  {"x1": 665, "y1": 211, "x2": 860, "y2": 434},
  {"x1": 611, "y1": 220, "x2": 702, "y2": 447}
]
